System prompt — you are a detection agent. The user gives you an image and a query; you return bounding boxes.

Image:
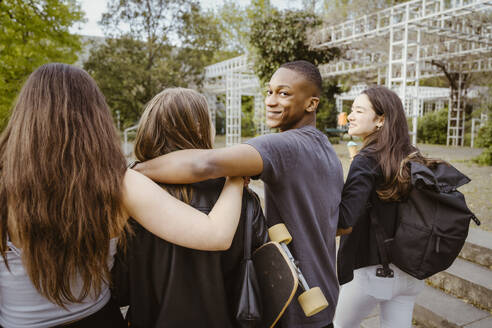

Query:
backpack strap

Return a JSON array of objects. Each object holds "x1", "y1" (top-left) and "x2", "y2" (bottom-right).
[{"x1": 368, "y1": 203, "x2": 394, "y2": 278}]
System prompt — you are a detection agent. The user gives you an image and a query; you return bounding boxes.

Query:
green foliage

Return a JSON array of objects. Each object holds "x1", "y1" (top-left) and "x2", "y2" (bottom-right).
[
  {"x1": 328, "y1": 136, "x2": 340, "y2": 144},
  {"x1": 172, "y1": 4, "x2": 222, "y2": 81},
  {"x1": 84, "y1": 36, "x2": 170, "y2": 126},
  {"x1": 215, "y1": 108, "x2": 225, "y2": 135},
  {"x1": 241, "y1": 96, "x2": 255, "y2": 137},
  {"x1": 85, "y1": 0, "x2": 221, "y2": 128},
  {"x1": 417, "y1": 107, "x2": 448, "y2": 145},
  {"x1": 248, "y1": 9, "x2": 339, "y2": 83},
  {"x1": 472, "y1": 147, "x2": 492, "y2": 166},
  {"x1": 215, "y1": 1, "x2": 249, "y2": 55},
  {"x1": 473, "y1": 120, "x2": 492, "y2": 166},
  {"x1": 317, "y1": 80, "x2": 341, "y2": 132},
  {"x1": 213, "y1": 0, "x2": 274, "y2": 61},
  {"x1": 0, "y1": 0, "x2": 83, "y2": 130},
  {"x1": 407, "y1": 117, "x2": 413, "y2": 131},
  {"x1": 247, "y1": 7, "x2": 341, "y2": 132},
  {"x1": 475, "y1": 120, "x2": 492, "y2": 149}
]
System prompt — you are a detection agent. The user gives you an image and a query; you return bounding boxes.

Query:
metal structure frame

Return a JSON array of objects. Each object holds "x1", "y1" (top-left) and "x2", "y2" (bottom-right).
[
  {"x1": 123, "y1": 124, "x2": 138, "y2": 157},
  {"x1": 336, "y1": 83, "x2": 449, "y2": 115},
  {"x1": 203, "y1": 55, "x2": 267, "y2": 146},
  {"x1": 312, "y1": 0, "x2": 492, "y2": 146}
]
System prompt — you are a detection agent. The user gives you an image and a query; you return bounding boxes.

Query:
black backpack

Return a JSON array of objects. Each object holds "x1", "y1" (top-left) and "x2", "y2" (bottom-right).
[{"x1": 371, "y1": 161, "x2": 481, "y2": 280}]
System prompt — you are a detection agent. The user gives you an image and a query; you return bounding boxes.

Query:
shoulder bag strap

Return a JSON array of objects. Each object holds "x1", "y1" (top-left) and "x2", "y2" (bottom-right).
[{"x1": 243, "y1": 188, "x2": 252, "y2": 260}]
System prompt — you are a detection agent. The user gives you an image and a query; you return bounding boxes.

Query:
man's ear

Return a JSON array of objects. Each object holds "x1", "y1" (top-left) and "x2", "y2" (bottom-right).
[{"x1": 306, "y1": 96, "x2": 320, "y2": 113}]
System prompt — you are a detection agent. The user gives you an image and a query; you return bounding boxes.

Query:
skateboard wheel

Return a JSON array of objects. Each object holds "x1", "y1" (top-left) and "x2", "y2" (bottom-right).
[
  {"x1": 298, "y1": 287, "x2": 329, "y2": 317},
  {"x1": 268, "y1": 224, "x2": 292, "y2": 244}
]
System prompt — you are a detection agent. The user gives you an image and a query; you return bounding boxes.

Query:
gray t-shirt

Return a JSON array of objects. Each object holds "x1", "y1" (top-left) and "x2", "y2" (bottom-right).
[{"x1": 246, "y1": 125, "x2": 343, "y2": 327}]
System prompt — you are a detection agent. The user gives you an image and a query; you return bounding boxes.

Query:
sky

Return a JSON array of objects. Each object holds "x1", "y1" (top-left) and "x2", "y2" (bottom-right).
[{"x1": 72, "y1": 0, "x2": 304, "y2": 37}]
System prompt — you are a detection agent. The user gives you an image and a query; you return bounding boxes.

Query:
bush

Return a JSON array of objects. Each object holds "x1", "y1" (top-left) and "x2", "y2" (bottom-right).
[
  {"x1": 472, "y1": 147, "x2": 492, "y2": 166},
  {"x1": 464, "y1": 132, "x2": 471, "y2": 148},
  {"x1": 317, "y1": 101, "x2": 338, "y2": 133},
  {"x1": 417, "y1": 107, "x2": 448, "y2": 144},
  {"x1": 215, "y1": 107, "x2": 225, "y2": 135},
  {"x1": 342, "y1": 133, "x2": 352, "y2": 141},
  {"x1": 241, "y1": 96, "x2": 255, "y2": 137},
  {"x1": 241, "y1": 110, "x2": 255, "y2": 137},
  {"x1": 472, "y1": 120, "x2": 492, "y2": 166},
  {"x1": 328, "y1": 136, "x2": 340, "y2": 144},
  {"x1": 317, "y1": 81, "x2": 340, "y2": 133},
  {"x1": 407, "y1": 117, "x2": 413, "y2": 131},
  {"x1": 475, "y1": 120, "x2": 492, "y2": 148}
]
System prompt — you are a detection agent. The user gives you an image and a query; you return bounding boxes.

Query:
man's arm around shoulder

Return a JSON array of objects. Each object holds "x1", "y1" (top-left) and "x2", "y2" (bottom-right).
[{"x1": 135, "y1": 144, "x2": 263, "y2": 184}]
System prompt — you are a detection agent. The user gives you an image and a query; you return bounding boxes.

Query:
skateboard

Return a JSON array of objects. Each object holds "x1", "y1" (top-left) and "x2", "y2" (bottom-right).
[
  {"x1": 252, "y1": 241, "x2": 298, "y2": 328},
  {"x1": 267, "y1": 224, "x2": 329, "y2": 317},
  {"x1": 252, "y1": 224, "x2": 329, "y2": 328}
]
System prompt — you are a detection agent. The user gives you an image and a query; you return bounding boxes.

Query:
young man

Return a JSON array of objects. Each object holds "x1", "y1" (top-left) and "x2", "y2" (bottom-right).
[{"x1": 136, "y1": 60, "x2": 343, "y2": 328}]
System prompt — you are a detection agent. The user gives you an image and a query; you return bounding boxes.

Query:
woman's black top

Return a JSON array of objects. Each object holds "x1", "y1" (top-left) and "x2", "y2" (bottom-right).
[
  {"x1": 337, "y1": 153, "x2": 399, "y2": 285},
  {"x1": 111, "y1": 178, "x2": 268, "y2": 328}
]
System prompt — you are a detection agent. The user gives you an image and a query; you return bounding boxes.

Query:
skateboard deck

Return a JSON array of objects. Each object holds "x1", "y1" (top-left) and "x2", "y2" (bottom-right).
[{"x1": 252, "y1": 241, "x2": 299, "y2": 328}]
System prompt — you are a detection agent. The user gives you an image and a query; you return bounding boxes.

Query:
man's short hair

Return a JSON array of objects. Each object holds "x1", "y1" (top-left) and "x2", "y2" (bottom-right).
[{"x1": 280, "y1": 60, "x2": 322, "y2": 96}]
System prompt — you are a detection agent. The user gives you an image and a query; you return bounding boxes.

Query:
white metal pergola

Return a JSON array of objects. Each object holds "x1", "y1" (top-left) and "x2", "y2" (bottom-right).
[
  {"x1": 203, "y1": 55, "x2": 267, "y2": 147},
  {"x1": 311, "y1": 0, "x2": 492, "y2": 146},
  {"x1": 336, "y1": 84, "x2": 449, "y2": 117}
]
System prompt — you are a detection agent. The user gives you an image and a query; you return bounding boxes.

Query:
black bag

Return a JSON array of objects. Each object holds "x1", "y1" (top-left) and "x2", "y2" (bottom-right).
[
  {"x1": 236, "y1": 190, "x2": 263, "y2": 327},
  {"x1": 371, "y1": 161, "x2": 481, "y2": 280}
]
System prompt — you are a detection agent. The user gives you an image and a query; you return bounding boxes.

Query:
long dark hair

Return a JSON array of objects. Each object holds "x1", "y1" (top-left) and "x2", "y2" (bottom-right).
[
  {"x1": 361, "y1": 86, "x2": 440, "y2": 201},
  {"x1": 0, "y1": 63, "x2": 127, "y2": 306},
  {"x1": 134, "y1": 88, "x2": 213, "y2": 203}
]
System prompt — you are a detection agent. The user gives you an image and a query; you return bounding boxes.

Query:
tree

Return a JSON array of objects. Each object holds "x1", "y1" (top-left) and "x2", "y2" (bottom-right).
[
  {"x1": 417, "y1": 107, "x2": 449, "y2": 145},
  {"x1": 0, "y1": 0, "x2": 83, "y2": 130},
  {"x1": 212, "y1": 0, "x2": 273, "y2": 61},
  {"x1": 175, "y1": 4, "x2": 223, "y2": 84},
  {"x1": 248, "y1": 9, "x2": 340, "y2": 132},
  {"x1": 84, "y1": 36, "x2": 171, "y2": 126},
  {"x1": 84, "y1": 0, "x2": 222, "y2": 128},
  {"x1": 317, "y1": 80, "x2": 342, "y2": 134},
  {"x1": 427, "y1": 10, "x2": 491, "y2": 144},
  {"x1": 214, "y1": 1, "x2": 249, "y2": 56},
  {"x1": 249, "y1": 9, "x2": 339, "y2": 83},
  {"x1": 241, "y1": 96, "x2": 255, "y2": 137}
]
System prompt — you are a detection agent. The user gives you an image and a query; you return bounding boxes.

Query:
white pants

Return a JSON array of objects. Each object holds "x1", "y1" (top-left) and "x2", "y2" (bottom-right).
[{"x1": 334, "y1": 264, "x2": 424, "y2": 328}]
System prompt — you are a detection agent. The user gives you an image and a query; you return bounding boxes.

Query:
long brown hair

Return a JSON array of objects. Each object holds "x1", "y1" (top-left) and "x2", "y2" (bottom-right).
[
  {"x1": 134, "y1": 87, "x2": 213, "y2": 203},
  {"x1": 360, "y1": 86, "x2": 440, "y2": 201},
  {"x1": 0, "y1": 63, "x2": 127, "y2": 306}
]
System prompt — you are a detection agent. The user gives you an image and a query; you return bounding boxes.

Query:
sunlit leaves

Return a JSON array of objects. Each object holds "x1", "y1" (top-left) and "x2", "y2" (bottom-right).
[{"x1": 0, "y1": 0, "x2": 83, "y2": 130}]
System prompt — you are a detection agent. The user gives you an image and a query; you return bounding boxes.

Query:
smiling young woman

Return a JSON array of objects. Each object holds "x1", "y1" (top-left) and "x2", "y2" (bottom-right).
[
  {"x1": 347, "y1": 93, "x2": 384, "y2": 139},
  {"x1": 334, "y1": 86, "x2": 433, "y2": 328}
]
